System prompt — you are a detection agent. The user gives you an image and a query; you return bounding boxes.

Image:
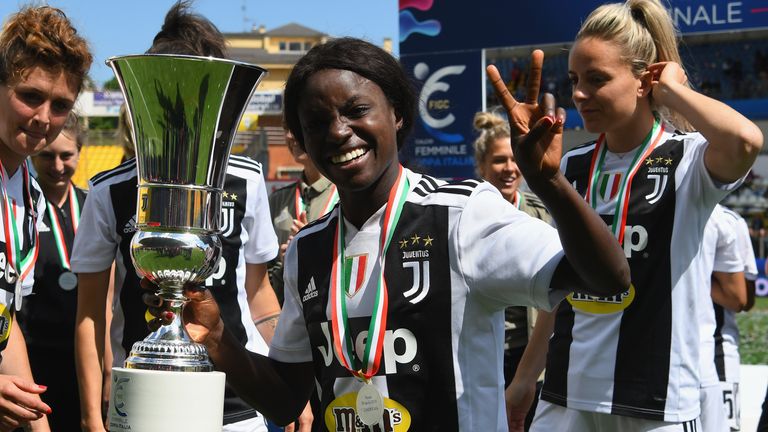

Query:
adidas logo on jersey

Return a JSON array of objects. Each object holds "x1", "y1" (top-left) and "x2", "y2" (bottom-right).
[
  {"x1": 303, "y1": 277, "x2": 319, "y2": 302},
  {"x1": 123, "y1": 216, "x2": 137, "y2": 234}
]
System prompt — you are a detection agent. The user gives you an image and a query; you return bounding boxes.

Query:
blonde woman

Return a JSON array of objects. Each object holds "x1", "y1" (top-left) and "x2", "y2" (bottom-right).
[{"x1": 489, "y1": 0, "x2": 763, "y2": 430}]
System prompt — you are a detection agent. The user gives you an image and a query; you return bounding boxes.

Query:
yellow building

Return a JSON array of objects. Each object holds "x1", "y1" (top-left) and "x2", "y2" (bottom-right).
[
  {"x1": 224, "y1": 23, "x2": 329, "y2": 179},
  {"x1": 226, "y1": 23, "x2": 329, "y2": 92}
]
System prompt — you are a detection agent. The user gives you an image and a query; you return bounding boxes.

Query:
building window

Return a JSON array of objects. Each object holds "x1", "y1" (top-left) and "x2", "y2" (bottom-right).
[
  {"x1": 303, "y1": 42, "x2": 313, "y2": 51},
  {"x1": 288, "y1": 42, "x2": 302, "y2": 51},
  {"x1": 279, "y1": 41, "x2": 287, "y2": 51}
]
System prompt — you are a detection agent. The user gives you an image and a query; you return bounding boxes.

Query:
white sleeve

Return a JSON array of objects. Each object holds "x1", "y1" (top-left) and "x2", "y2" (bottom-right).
[
  {"x1": 268, "y1": 237, "x2": 313, "y2": 363},
  {"x1": 457, "y1": 184, "x2": 566, "y2": 311},
  {"x1": 713, "y1": 210, "x2": 742, "y2": 274},
  {"x1": 679, "y1": 134, "x2": 743, "y2": 209},
  {"x1": 243, "y1": 172, "x2": 279, "y2": 264},
  {"x1": 70, "y1": 182, "x2": 118, "y2": 273},
  {"x1": 735, "y1": 217, "x2": 758, "y2": 280}
]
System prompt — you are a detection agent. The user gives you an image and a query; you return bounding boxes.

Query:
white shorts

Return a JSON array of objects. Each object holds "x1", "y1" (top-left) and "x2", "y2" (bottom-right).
[
  {"x1": 700, "y1": 383, "x2": 728, "y2": 432},
  {"x1": 720, "y1": 381, "x2": 740, "y2": 431},
  {"x1": 530, "y1": 400, "x2": 701, "y2": 432},
  {"x1": 223, "y1": 415, "x2": 267, "y2": 432}
]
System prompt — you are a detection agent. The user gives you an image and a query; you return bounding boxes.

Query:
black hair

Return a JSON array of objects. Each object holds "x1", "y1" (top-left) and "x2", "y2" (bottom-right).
[
  {"x1": 146, "y1": 1, "x2": 227, "y2": 58},
  {"x1": 283, "y1": 37, "x2": 416, "y2": 150}
]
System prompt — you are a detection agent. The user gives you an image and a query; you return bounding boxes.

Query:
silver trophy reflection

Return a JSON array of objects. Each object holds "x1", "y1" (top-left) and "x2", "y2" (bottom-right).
[{"x1": 106, "y1": 54, "x2": 266, "y2": 430}]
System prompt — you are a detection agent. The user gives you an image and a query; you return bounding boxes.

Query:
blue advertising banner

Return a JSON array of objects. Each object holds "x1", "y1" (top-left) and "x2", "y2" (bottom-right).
[
  {"x1": 400, "y1": 0, "x2": 768, "y2": 55},
  {"x1": 400, "y1": 50, "x2": 482, "y2": 179},
  {"x1": 755, "y1": 258, "x2": 768, "y2": 297}
]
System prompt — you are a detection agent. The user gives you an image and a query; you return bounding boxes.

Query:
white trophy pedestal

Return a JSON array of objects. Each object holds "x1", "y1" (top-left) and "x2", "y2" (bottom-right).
[{"x1": 108, "y1": 367, "x2": 225, "y2": 431}]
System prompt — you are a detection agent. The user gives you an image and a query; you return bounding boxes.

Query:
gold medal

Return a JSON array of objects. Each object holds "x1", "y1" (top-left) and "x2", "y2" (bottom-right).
[{"x1": 356, "y1": 382, "x2": 384, "y2": 426}]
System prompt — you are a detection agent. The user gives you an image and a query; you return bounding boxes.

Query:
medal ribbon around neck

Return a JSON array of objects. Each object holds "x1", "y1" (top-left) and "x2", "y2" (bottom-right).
[
  {"x1": 330, "y1": 165, "x2": 409, "y2": 381},
  {"x1": 512, "y1": 190, "x2": 523, "y2": 209},
  {"x1": 320, "y1": 185, "x2": 339, "y2": 215},
  {"x1": 0, "y1": 160, "x2": 39, "y2": 304},
  {"x1": 294, "y1": 183, "x2": 306, "y2": 217},
  {"x1": 585, "y1": 115, "x2": 663, "y2": 245},
  {"x1": 296, "y1": 183, "x2": 339, "y2": 218},
  {"x1": 46, "y1": 184, "x2": 80, "y2": 270}
]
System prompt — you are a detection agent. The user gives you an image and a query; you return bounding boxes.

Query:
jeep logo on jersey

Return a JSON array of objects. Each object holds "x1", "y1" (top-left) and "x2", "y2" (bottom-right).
[
  {"x1": 566, "y1": 284, "x2": 636, "y2": 314},
  {"x1": 317, "y1": 322, "x2": 418, "y2": 374},
  {"x1": 325, "y1": 392, "x2": 411, "y2": 432},
  {"x1": 623, "y1": 225, "x2": 648, "y2": 258}
]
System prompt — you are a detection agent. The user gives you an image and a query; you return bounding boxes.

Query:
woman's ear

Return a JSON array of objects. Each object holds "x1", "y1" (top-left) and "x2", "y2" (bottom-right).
[{"x1": 638, "y1": 71, "x2": 653, "y2": 98}]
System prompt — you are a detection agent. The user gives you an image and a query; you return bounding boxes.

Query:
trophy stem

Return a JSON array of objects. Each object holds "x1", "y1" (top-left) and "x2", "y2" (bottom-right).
[{"x1": 124, "y1": 283, "x2": 213, "y2": 372}]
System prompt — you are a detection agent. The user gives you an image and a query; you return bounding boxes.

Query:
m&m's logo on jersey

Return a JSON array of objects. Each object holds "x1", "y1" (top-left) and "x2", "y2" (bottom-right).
[
  {"x1": 325, "y1": 392, "x2": 411, "y2": 431},
  {"x1": 566, "y1": 284, "x2": 636, "y2": 314},
  {"x1": 0, "y1": 303, "x2": 11, "y2": 343}
]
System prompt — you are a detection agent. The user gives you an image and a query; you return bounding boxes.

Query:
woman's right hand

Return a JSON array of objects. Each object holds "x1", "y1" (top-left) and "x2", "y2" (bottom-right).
[
  {"x1": 0, "y1": 374, "x2": 49, "y2": 431},
  {"x1": 140, "y1": 278, "x2": 224, "y2": 345}
]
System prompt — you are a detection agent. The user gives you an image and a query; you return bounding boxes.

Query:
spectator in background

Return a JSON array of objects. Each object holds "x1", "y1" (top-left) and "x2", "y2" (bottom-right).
[
  {"x1": 267, "y1": 129, "x2": 337, "y2": 305},
  {"x1": 0, "y1": 5, "x2": 91, "y2": 431},
  {"x1": 17, "y1": 113, "x2": 88, "y2": 431}
]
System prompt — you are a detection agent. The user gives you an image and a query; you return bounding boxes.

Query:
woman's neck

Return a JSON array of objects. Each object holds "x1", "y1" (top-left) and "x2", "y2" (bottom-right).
[
  {"x1": 604, "y1": 112, "x2": 657, "y2": 154},
  {"x1": 44, "y1": 183, "x2": 69, "y2": 207},
  {"x1": 0, "y1": 143, "x2": 24, "y2": 177},
  {"x1": 338, "y1": 164, "x2": 400, "y2": 229}
]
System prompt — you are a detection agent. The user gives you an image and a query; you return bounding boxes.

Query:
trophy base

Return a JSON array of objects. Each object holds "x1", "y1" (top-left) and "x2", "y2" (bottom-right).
[
  {"x1": 124, "y1": 339, "x2": 213, "y2": 372},
  {"x1": 109, "y1": 367, "x2": 225, "y2": 431}
]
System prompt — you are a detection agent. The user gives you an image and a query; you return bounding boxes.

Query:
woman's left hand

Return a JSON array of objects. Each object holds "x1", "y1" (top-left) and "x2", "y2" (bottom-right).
[{"x1": 647, "y1": 61, "x2": 688, "y2": 106}]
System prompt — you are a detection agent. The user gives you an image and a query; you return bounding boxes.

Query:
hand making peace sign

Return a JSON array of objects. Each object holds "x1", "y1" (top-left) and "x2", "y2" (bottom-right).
[{"x1": 486, "y1": 50, "x2": 566, "y2": 184}]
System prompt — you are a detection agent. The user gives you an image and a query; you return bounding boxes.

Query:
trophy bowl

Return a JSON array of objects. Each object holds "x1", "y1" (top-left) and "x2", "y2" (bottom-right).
[{"x1": 108, "y1": 54, "x2": 267, "y2": 372}]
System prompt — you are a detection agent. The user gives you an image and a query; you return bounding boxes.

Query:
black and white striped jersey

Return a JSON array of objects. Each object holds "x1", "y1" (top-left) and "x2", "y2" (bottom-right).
[
  {"x1": 270, "y1": 168, "x2": 567, "y2": 432},
  {"x1": 0, "y1": 167, "x2": 45, "y2": 352},
  {"x1": 71, "y1": 155, "x2": 278, "y2": 424},
  {"x1": 547, "y1": 125, "x2": 742, "y2": 422},
  {"x1": 713, "y1": 207, "x2": 757, "y2": 383},
  {"x1": 700, "y1": 204, "x2": 742, "y2": 387}
]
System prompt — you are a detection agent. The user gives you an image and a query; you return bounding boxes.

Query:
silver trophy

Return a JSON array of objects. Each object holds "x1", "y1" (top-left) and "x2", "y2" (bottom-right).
[{"x1": 108, "y1": 54, "x2": 267, "y2": 372}]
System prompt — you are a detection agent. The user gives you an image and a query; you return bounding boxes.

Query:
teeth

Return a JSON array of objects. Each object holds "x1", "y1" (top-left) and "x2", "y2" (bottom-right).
[{"x1": 331, "y1": 148, "x2": 367, "y2": 164}]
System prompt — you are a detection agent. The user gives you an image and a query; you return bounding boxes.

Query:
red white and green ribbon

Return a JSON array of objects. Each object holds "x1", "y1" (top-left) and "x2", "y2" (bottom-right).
[
  {"x1": 0, "y1": 160, "x2": 39, "y2": 309},
  {"x1": 585, "y1": 116, "x2": 664, "y2": 245},
  {"x1": 330, "y1": 165, "x2": 409, "y2": 381},
  {"x1": 295, "y1": 183, "x2": 339, "y2": 218},
  {"x1": 320, "y1": 185, "x2": 339, "y2": 216},
  {"x1": 294, "y1": 184, "x2": 306, "y2": 217},
  {"x1": 512, "y1": 190, "x2": 524, "y2": 209},
  {"x1": 46, "y1": 183, "x2": 80, "y2": 270}
]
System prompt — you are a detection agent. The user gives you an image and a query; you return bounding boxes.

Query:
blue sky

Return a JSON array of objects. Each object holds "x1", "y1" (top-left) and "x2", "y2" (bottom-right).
[{"x1": 0, "y1": 0, "x2": 398, "y2": 86}]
